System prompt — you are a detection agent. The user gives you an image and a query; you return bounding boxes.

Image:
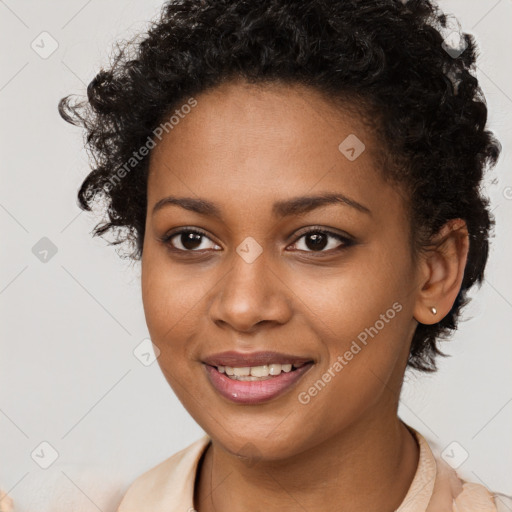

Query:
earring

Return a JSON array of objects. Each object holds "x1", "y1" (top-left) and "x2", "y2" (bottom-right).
[{"x1": 430, "y1": 306, "x2": 438, "y2": 315}]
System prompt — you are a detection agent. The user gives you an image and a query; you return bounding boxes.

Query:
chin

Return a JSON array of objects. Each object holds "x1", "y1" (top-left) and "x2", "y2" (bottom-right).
[{"x1": 209, "y1": 424, "x2": 311, "y2": 464}]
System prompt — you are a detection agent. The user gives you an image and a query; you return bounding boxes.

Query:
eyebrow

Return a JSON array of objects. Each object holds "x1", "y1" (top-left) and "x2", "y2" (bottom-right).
[{"x1": 152, "y1": 192, "x2": 371, "y2": 218}]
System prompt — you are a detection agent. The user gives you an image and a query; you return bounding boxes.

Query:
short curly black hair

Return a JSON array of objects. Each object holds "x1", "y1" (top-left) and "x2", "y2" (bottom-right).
[{"x1": 58, "y1": 0, "x2": 501, "y2": 373}]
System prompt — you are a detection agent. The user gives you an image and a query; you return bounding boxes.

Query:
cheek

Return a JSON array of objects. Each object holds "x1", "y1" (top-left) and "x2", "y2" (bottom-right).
[
  {"x1": 141, "y1": 248, "x2": 221, "y2": 370},
  {"x1": 141, "y1": 250, "x2": 194, "y2": 349},
  {"x1": 294, "y1": 247, "x2": 413, "y2": 392},
  {"x1": 293, "y1": 290, "x2": 410, "y2": 440},
  {"x1": 292, "y1": 248, "x2": 411, "y2": 339},
  {"x1": 140, "y1": 262, "x2": 203, "y2": 400}
]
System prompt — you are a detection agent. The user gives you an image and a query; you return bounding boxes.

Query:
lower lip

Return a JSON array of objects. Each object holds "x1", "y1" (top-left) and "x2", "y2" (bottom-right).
[{"x1": 203, "y1": 363, "x2": 313, "y2": 404}]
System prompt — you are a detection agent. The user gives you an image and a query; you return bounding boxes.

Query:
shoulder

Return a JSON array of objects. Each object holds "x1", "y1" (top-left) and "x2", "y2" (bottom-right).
[
  {"x1": 424, "y1": 437, "x2": 511, "y2": 511},
  {"x1": 115, "y1": 434, "x2": 211, "y2": 512},
  {"x1": 0, "y1": 489, "x2": 14, "y2": 512},
  {"x1": 450, "y1": 479, "x2": 512, "y2": 511},
  {"x1": 404, "y1": 425, "x2": 511, "y2": 512},
  {"x1": 492, "y1": 492, "x2": 512, "y2": 511}
]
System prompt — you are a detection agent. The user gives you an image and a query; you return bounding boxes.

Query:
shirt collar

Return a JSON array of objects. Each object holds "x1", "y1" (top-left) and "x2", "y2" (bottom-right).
[
  {"x1": 179, "y1": 428, "x2": 439, "y2": 511},
  {"x1": 118, "y1": 427, "x2": 441, "y2": 511},
  {"x1": 395, "y1": 425, "x2": 437, "y2": 511}
]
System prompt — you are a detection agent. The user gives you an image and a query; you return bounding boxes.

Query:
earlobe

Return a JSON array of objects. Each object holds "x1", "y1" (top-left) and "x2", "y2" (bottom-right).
[{"x1": 413, "y1": 219, "x2": 469, "y2": 325}]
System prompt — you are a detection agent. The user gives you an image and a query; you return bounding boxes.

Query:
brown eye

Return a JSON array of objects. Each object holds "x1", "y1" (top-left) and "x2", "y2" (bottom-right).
[
  {"x1": 162, "y1": 228, "x2": 221, "y2": 252},
  {"x1": 289, "y1": 229, "x2": 353, "y2": 254}
]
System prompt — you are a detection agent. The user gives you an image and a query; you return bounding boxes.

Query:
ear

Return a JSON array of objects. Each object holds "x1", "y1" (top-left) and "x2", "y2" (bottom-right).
[{"x1": 413, "y1": 218, "x2": 469, "y2": 325}]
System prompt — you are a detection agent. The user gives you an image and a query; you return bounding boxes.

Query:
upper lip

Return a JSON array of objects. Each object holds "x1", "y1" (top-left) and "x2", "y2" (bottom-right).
[{"x1": 203, "y1": 351, "x2": 313, "y2": 368}]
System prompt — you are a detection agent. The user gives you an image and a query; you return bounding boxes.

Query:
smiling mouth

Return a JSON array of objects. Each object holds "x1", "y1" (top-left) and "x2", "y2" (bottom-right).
[
  {"x1": 213, "y1": 362, "x2": 310, "y2": 381},
  {"x1": 203, "y1": 360, "x2": 314, "y2": 404}
]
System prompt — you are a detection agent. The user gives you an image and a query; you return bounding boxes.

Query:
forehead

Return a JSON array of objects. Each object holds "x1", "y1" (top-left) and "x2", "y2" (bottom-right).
[
  {"x1": 150, "y1": 79, "x2": 376, "y2": 165},
  {"x1": 147, "y1": 80, "x2": 400, "y2": 221}
]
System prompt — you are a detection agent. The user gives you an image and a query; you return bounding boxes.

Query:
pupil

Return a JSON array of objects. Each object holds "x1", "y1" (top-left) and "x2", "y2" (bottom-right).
[
  {"x1": 182, "y1": 232, "x2": 202, "y2": 250},
  {"x1": 306, "y1": 233, "x2": 327, "y2": 251},
  {"x1": 179, "y1": 232, "x2": 329, "y2": 251}
]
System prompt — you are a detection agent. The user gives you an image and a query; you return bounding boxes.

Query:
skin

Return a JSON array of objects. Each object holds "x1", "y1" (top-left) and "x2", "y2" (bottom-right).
[{"x1": 141, "y1": 79, "x2": 469, "y2": 512}]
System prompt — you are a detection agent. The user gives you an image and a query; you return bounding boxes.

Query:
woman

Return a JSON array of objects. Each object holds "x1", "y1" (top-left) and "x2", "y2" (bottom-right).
[{"x1": 51, "y1": 0, "x2": 509, "y2": 510}]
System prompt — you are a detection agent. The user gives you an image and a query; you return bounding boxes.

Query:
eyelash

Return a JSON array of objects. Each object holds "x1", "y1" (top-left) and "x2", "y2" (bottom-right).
[{"x1": 159, "y1": 226, "x2": 354, "y2": 257}]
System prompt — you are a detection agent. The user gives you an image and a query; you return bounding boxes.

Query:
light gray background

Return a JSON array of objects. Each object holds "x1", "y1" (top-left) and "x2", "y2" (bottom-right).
[{"x1": 1, "y1": 1, "x2": 511, "y2": 511}]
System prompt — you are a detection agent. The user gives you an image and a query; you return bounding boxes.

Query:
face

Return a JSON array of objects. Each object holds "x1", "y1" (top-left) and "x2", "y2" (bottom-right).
[{"x1": 141, "y1": 79, "x2": 421, "y2": 461}]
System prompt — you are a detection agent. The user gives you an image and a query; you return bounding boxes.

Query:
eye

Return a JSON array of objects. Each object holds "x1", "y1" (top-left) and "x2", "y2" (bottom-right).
[
  {"x1": 288, "y1": 228, "x2": 353, "y2": 255},
  {"x1": 161, "y1": 228, "x2": 221, "y2": 252},
  {"x1": 160, "y1": 226, "x2": 354, "y2": 255}
]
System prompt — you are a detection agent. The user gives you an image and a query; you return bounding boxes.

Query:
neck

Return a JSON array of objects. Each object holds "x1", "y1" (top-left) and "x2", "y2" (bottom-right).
[{"x1": 194, "y1": 413, "x2": 419, "y2": 512}]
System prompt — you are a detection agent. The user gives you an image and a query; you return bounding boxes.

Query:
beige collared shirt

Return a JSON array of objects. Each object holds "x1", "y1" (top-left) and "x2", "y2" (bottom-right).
[{"x1": 115, "y1": 426, "x2": 511, "y2": 511}]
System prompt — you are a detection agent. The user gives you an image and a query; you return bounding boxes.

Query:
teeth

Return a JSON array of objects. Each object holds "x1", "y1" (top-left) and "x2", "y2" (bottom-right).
[
  {"x1": 268, "y1": 363, "x2": 281, "y2": 375},
  {"x1": 251, "y1": 365, "x2": 269, "y2": 377},
  {"x1": 233, "y1": 367, "x2": 251, "y2": 376},
  {"x1": 217, "y1": 362, "x2": 299, "y2": 379}
]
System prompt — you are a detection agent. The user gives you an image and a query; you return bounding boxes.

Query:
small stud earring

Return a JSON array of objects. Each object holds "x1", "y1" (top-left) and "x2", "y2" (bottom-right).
[{"x1": 430, "y1": 306, "x2": 437, "y2": 315}]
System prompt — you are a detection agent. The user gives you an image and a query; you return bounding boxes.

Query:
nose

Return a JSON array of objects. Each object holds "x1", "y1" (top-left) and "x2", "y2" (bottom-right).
[{"x1": 208, "y1": 249, "x2": 293, "y2": 333}]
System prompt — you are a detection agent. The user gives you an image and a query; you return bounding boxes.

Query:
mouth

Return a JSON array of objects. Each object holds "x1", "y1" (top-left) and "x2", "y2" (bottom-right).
[
  {"x1": 213, "y1": 361, "x2": 310, "y2": 380},
  {"x1": 202, "y1": 351, "x2": 314, "y2": 404}
]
